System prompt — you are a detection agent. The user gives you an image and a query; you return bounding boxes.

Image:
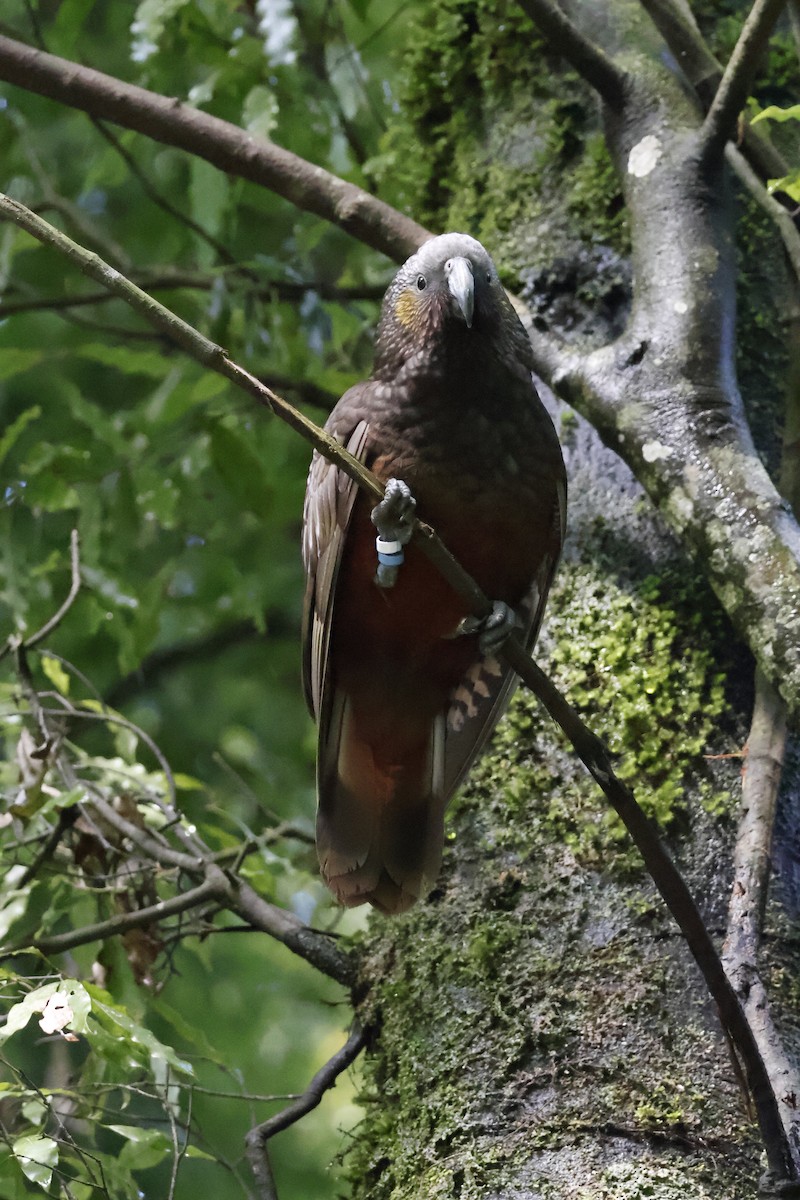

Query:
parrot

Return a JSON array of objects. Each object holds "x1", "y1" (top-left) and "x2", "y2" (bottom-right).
[{"x1": 302, "y1": 232, "x2": 566, "y2": 914}]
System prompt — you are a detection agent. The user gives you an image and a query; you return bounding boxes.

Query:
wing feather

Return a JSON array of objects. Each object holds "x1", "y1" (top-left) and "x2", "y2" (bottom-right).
[{"x1": 301, "y1": 410, "x2": 370, "y2": 719}]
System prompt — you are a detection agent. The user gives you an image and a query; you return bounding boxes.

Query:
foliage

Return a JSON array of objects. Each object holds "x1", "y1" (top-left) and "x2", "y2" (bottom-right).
[{"x1": 0, "y1": 0, "x2": 414, "y2": 1196}]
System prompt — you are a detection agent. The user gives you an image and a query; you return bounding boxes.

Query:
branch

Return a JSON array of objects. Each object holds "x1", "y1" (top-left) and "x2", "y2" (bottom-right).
[
  {"x1": 16, "y1": 528, "x2": 80, "y2": 652},
  {"x1": 21, "y1": 878, "x2": 221, "y2": 956},
  {"x1": 204, "y1": 867, "x2": 354, "y2": 986},
  {"x1": 638, "y1": 0, "x2": 791, "y2": 183},
  {"x1": 638, "y1": 0, "x2": 721, "y2": 102},
  {"x1": 245, "y1": 1021, "x2": 367, "y2": 1199},
  {"x1": 0, "y1": 33, "x2": 428, "y2": 262},
  {"x1": 723, "y1": 673, "x2": 800, "y2": 1174},
  {"x1": 516, "y1": 0, "x2": 629, "y2": 108},
  {"x1": 2, "y1": 190, "x2": 794, "y2": 1181},
  {"x1": 0, "y1": 273, "x2": 384, "y2": 318},
  {"x1": 700, "y1": 0, "x2": 788, "y2": 159},
  {"x1": 726, "y1": 144, "x2": 800, "y2": 284}
]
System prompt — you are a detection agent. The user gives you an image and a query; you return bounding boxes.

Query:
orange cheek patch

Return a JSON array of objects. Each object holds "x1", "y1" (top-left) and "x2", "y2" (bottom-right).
[{"x1": 394, "y1": 290, "x2": 420, "y2": 328}]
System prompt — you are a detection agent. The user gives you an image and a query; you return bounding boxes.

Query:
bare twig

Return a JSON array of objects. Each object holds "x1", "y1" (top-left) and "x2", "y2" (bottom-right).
[
  {"x1": 19, "y1": 878, "x2": 221, "y2": 957},
  {"x1": 0, "y1": 274, "x2": 384, "y2": 318},
  {"x1": 245, "y1": 1021, "x2": 367, "y2": 1199},
  {"x1": 700, "y1": 0, "x2": 788, "y2": 159},
  {"x1": 726, "y1": 145, "x2": 800, "y2": 284},
  {"x1": 91, "y1": 119, "x2": 240, "y2": 268},
  {"x1": 723, "y1": 673, "x2": 800, "y2": 1174},
  {"x1": 789, "y1": 0, "x2": 800, "y2": 60},
  {"x1": 0, "y1": 33, "x2": 428, "y2": 261},
  {"x1": 516, "y1": 0, "x2": 629, "y2": 108},
  {"x1": 17, "y1": 529, "x2": 80, "y2": 652},
  {"x1": 638, "y1": 0, "x2": 721, "y2": 102}
]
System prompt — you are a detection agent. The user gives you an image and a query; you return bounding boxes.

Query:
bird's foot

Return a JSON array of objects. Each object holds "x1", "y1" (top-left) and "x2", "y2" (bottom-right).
[
  {"x1": 456, "y1": 601, "x2": 519, "y2": 655},
  {"x1": 371, "y1": 479, "x2": 416, "y2": 589}
]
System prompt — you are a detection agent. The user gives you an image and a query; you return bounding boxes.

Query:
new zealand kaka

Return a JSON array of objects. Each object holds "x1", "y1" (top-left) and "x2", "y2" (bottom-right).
[{"x1": 302, "y1": 233, "x2": 566, "y2": 915}]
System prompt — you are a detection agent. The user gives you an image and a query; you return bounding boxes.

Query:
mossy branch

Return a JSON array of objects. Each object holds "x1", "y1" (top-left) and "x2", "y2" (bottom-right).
[{"x1": 1, "y1": 190, "x2": 795, "y2": 1184}]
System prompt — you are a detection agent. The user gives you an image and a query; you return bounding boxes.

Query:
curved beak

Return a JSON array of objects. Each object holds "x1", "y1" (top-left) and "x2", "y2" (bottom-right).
[{"x1": 445, "y1": 257, "x2": 474, "y2": 328}]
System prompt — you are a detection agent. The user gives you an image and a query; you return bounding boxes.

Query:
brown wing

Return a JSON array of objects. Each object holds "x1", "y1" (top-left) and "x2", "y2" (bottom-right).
[
  {"x1": 442, "y1": 470, "x2": 567, "y2": 797},
  {"x1": 301, "y1": 403, "x2": 371, "y2": 720}
]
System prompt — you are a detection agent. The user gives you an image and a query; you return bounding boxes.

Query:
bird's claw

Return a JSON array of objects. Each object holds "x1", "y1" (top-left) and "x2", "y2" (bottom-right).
[
  {"x1": 371, "y1": 479, "x2": 416, "y2": 589},
  {"x1": 371, "y1": 479, "x2": 416, "y2": 544},
  {"x1": 457, "y1": 601, "x2": 519, "y2": 655}
]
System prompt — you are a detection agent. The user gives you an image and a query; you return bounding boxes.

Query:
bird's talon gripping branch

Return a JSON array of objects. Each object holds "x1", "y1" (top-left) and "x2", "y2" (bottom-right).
[
  {"x1": 479, "y1": 601, "x2": 520, "y2": 655},
  {"x1": 461, "y1": 600, "x2": 520, "y2": 656},
  {"x1": 371, "y1": 478, "x2": 416, "y2": 588}
]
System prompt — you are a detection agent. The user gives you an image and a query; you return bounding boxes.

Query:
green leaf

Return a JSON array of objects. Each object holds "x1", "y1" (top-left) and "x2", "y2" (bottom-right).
[
  {"x1": 85, "y1": 987, "x2": 195, "y2": 1077},
  {"x1": 767, "y1": 170, "x2": 800, "y2": 203},
  {"x1": 243, "y1": 84, "x2": 279, "y2": 139},
  {"x1": 0, "y1": 405, "x2": 41, "y2": 466},
  {"x1": 173, "y1": 772, "x2": 205, "y2": 791},
  {"x1": 12, "y1": 1134, "x2": 58, "y2": 1189},
  {"x1": 109, "y1": 1125, "x2": 172, "y2": 1170},
  {"x1": 40, "y1": 655, "x2": 71, "y2": 696},
  {"x1": 189, "y1": 158, "x2": 229, "y2": 249},
  {"x1": 0, "y1": 350, "x2": 43, "y2": 381},
  {"x1": 209, "y1": 421, "x2": 273, "y2": 515},
  {"x1": 752, "y1": 103, "x2": 800, "y2": 124},
  {"x1": 76, "y1": 343, "x2": 170, "y2": 378}
]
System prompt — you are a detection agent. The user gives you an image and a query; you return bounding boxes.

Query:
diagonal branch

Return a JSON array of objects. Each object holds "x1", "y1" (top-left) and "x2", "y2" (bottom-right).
[
  {"x1": 700, "y1": 0, "x2": 789, "y2": 159},
  {"x1": 2, "y1": 189, "x2": 795, "y2": 1182},
  {"x1": 516, "y1": 0, "x2": 629, "y2": 107},
  {"x1": 0, "y1": 33, "x2": 428, "y2": 262},
  {"x1": 245, "y1": 1021, "x2": 367, "y2": 1199}
]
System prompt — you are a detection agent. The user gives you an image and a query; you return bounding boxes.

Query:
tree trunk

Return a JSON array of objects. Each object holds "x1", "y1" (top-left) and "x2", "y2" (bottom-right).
[{"x1": 344, "y1": 3, "x2": 800, "y2": 1194}]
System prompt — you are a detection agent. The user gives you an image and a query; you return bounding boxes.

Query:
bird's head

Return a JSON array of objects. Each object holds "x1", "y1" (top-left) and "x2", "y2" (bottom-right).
[{"x1": 374, "y1": 233, "x2": 521, "y2": 373}]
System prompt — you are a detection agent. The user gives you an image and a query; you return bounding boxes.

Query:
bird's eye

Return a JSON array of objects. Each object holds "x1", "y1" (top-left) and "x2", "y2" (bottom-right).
[
  {"x1": 486, "y1": 271, "x2": 492, "y2": 283},
  {"x1": 416, "y1": 275, "x2": 427, "y2": 291}
]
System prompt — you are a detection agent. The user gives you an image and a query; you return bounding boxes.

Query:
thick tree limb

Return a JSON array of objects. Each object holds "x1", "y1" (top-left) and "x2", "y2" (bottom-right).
[
  {"x1": 0, "y1": 34, "x2": 428, "y2": 262},
  {"x1": 2, "y1": 191, "x2": 794, "y2": 1181},
  {"x1": 515, "y1": 4, "x2": 800, "y2": 727},
  {"x1": 700, "y1": 0, "x2": 789, "y2": 158},
  {"x1": 516, "y1": 0, "x2": 629, "y2": 107}
]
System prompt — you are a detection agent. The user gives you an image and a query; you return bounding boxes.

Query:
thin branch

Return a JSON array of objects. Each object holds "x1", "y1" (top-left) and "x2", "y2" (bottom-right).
[
  {"x1": 516, "y1": 0, "x2": 629, "y2": 108},
  {"x1": 789, "y1": 0, "x2": 800, "y2": 60},
  {"x1": 723, "y1": 673, "x2": 800, "y2": 1171},
  {"x1": 0, "y1": 33, "x2": 428, "y2": 262},
  {"x1": 91, "y1": 118, "x2": 240, "y2": 268},
  {"x1": 2, "y1": 189, "x2": 795, "y2": 1177},
  {"x1": 638, "y1": 0, "x2": 792, "y2": 186},
  {"x1": 21, "y1": 879, "x2": 221, "y2": 957},
  {"x1": 245, "y1": 1021, "x2": 367, "y2": 1199},
  {"x1": 16, "y1": 808, "x2": 76, "y2": 889},
  {"x1": 18, "y1": 529, "x2": 80, "y2": 652},
  {"x1": 213, "y1": 869, "x2": 353, "y2": 987},
  {"x1": 0, "y1": 273, "x2": 384, "y2": 318},
  {"x1": 726, "y1": 144, "x2": 800, "y2": 284},
  {"x1": 638, "y1": 0, "x2": 721, "y2": 102},
  {"x1": 700, "y1": 0, "x2": 788, "y2": 159}
]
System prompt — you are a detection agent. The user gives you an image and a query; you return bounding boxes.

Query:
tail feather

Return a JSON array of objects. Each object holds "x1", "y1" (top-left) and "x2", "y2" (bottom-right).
[{"x1": 316, "y1": 700, "x2": 447, "y2": 914}]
